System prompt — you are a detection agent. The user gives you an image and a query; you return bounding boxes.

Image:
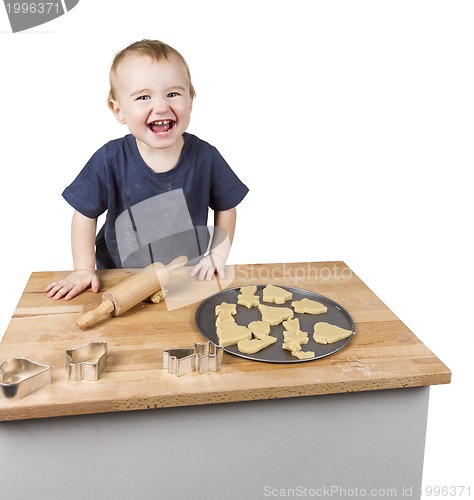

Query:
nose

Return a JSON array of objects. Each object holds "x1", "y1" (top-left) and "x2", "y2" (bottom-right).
[{"x1": 152, "y1": 96, "x2": 170, "y2": 114}]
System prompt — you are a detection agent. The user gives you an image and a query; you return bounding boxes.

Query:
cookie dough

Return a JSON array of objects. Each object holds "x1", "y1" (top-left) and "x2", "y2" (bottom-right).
[
  {"x1": 240, "y1": 285, "x2": 257, "y2": 296},
  {"x1": 237, "y1": 294, "x2": 260, "y2": 309},
  {"x1": 237, "y1": 335, "x2": 277, "y2": 354},
  {"x1": 215, "y1": 302, "x2": 237, "y2": 316},
  {"x1": 236, "y1": 285, "x2": 260, "y2": 308},
  {"x1": 248, "y1": 320, "x2": 271, "y2": 339},
  {"x1": 291, "y1": 350, "x2": 315, "y2": 360},
  {"x1": 283, "y1": 330, "x2": 309, "y2": 345},
  {"x1": 263, "y1": 285, "x2": 293, "y2": 304},
  {"x1": 147, "y1": 289, "x2": 166, "y2": 303},
  {"x1": 217, "y1": 321, "x2": 251, "y2": 347},
  {"x1": 291, "y1": 298, "x2": 327, "y2": 315},
  {"x1": 282, "y1": 340, "x2": 302, "y2": 352},
  {"x1": 282, "y1": 318, "x2": 301, "y2": 332},
  {"x1": 215, "y1": 310, "x2": 236, "y2": 326},
  {"x1": 282, "y1": 336, "x2": 314, "y2": 360},
  {"x1": 313, "y1": 322, "x2": 352, "y2": 344},
  {"x1": 258, "y1": 304, "x2": 294, "y2": 326}
]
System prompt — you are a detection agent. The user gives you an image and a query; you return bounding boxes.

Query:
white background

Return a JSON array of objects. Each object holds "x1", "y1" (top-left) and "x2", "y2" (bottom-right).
[{"x1": 0, "y1": 1, "x2": 472, "y2": 498}]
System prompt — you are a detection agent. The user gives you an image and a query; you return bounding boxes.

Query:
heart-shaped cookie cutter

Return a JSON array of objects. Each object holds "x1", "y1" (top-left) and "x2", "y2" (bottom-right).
[
  {"x1": 0, "y1": 358, "x2": 51, "y2": 402},
  {"x1": 163, "y1": 341, "x2": 223, "y2": 377},
  {"x1": 66, "y1": 342, "x2": 108, "y2": 382}
]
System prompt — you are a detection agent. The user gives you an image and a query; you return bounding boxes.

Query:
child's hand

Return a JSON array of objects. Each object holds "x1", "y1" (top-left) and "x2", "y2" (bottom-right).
[
  {"x1": 190, "y1": 253, "x2": 227, "y2": 281},
  {"x1": 45, "y1": 270, "x2": 100, "y2": 301}
]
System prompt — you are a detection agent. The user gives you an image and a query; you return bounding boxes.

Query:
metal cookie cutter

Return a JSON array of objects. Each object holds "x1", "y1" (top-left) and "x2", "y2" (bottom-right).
[
  {"x1": 0, "y1": 358, "x2": 51, "y2": 402},
  {"x1": 66, "y1": 342, "x2": 108, "y2": 382},
  {"x1": 163, "y1": 341, "x2": 223, "y2": 377},
  {"x1": 163, "y1": 348, "x2": 196, "y2": 377},
  {"x1": 194, "y1": 341, "x2": 224, "y2": 374}
]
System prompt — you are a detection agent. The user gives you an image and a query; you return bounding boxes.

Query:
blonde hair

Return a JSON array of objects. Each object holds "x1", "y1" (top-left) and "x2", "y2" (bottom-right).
[{"x1": 108, "y1": 39, "x2": 196, "y2": 102}]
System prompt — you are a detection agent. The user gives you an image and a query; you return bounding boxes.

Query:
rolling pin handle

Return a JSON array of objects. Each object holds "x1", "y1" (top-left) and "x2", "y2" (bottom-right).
[
  {"x1": 76, "y1": 299, "x2": 115, "y2": 330},
  {"x1": 165, "y1": 255, "x2": 188, "y2": 274}
]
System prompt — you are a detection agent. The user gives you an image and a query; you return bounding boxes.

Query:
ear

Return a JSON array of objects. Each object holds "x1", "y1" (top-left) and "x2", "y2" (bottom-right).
[{"x1": 109, "y1": 99, "x2": 126, "y2": 124}]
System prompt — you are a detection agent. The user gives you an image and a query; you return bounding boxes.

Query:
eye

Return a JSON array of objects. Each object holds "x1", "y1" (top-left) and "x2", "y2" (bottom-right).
[
  {"x1": 167, "y1": 92, "x2": 180, "y2": 98},
  {"x1": 136, "y1": 95, "x2": 151, "y2": 101}
]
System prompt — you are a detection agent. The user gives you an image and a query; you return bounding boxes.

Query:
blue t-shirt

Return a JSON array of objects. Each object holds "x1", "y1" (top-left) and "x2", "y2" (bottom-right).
[{"x1": 62, "y1": 133, "x2": 249, "y2": 268}]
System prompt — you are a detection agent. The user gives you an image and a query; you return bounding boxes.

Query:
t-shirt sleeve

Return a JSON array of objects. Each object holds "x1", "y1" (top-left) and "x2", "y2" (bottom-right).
[
  {"x1": 62, "y1": 148, "x2": 109, "y2": 219},
  {"x1": 209, "y1": 147, "x2": 249, "y2": 211}
]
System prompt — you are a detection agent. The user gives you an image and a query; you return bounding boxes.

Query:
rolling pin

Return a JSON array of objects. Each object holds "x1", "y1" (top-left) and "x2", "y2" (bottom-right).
[{"x1": 76, "y1": 256, "x2": 188, "y2": 329}]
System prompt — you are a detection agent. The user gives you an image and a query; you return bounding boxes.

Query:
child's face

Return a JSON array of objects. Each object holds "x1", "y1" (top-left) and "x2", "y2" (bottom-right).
[{"x1": 109, "y1": 54, "x2": 193, "y2": 156}]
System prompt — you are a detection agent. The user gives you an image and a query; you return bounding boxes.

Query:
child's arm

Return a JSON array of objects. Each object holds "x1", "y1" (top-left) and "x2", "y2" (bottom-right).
[
  {"x1": 45, "y1": 211, "x2": 100, "y2": 300},
  {"x1": 190, "y1": 207, "x2": 236, "y2": 281}
]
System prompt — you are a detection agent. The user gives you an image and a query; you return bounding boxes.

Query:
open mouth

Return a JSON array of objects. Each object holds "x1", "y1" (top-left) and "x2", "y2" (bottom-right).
[{"x1": 148, "y1": 120, "x2": 175, "y2": 135}]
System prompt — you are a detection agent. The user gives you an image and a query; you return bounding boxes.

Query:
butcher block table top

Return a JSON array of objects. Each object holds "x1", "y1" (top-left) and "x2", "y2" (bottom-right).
[{"x1": 0, "y1": 261, "x2": 451, "y2": 421}]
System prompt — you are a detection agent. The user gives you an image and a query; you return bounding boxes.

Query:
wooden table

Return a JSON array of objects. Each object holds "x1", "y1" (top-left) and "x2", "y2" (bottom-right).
[{"x1": 0, "y1": 262, "x2": 451, "y2": 499}]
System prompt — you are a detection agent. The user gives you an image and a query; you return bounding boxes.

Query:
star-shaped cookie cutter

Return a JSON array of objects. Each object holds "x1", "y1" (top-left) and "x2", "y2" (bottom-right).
[
  {"x1": 66, "y1": 342, "x2": 108, "y2": 382},
  {"x1": 163, "y1": 341, "x2": 223, "y2": 377}
]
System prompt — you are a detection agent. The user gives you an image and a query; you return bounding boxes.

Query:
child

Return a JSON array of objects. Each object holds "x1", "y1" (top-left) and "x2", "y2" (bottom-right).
[{"x1": 46, "y1": 39, "x2": 248, "y2": 301}]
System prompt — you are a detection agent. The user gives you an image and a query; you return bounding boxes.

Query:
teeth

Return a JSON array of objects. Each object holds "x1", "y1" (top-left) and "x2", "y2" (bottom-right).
[{"x1": 152, "y1": 120, "x2": 171, "y2": 125}]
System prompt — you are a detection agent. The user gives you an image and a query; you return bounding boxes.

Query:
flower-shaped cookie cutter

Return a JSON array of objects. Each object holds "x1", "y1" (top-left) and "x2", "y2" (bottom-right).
[
  {"x1": 66, "y1": 342, "x2": 108, "y2": 382},
  {"x1": 163, "y1": 341, "x2": 223, "y2": 377},
  {"x1": 0, "y1": 358, "x2": 51, "y2": 402}
]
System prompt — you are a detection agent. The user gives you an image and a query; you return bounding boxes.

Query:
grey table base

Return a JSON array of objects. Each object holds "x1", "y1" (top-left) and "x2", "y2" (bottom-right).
[{"x1": 0, "y1": 387, "x2": 429, "y2": 500}]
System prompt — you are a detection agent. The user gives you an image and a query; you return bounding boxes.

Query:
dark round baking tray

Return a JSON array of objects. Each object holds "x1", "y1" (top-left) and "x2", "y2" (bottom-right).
[{"x1": 194, "y1": 285, "x2": 355, "y2": 363}]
